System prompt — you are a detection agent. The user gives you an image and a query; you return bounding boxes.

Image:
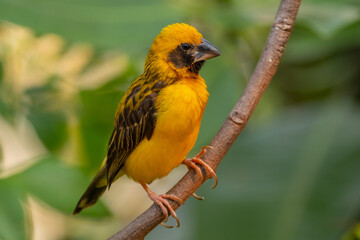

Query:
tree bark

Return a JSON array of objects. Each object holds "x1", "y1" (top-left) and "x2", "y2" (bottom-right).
[{"x1": 108, "y1": 0, "x2": 301, "y2": 239}]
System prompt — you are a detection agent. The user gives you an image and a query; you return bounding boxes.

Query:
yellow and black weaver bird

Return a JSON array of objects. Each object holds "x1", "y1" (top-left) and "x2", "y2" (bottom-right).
[{"x1": 73, "y1": 23, "x2": 220, "y2": 227}]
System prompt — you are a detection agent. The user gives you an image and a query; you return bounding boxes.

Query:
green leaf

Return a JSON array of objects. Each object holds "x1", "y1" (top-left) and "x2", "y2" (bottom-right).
[
  {"x1": 0, "y1": 181, "x2": 25, "y2": 240},
  {"x1": 16, "y1": 157, "x2": 110, "y2": 218},
  {"x1": 25, "y1": 80, "x2": 69, "y2": 151},
  {"x1": 27, "y1": 110, "x2": 68, "y2": 151},
  {"x1": 298, "y1": 3, "x2": 359, "y2": 38}
]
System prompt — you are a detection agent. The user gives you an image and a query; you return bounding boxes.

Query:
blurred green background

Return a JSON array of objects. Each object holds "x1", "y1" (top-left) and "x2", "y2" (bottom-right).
[{"x1": 0, "y1": 0, "x2": 359, "y2": 239}]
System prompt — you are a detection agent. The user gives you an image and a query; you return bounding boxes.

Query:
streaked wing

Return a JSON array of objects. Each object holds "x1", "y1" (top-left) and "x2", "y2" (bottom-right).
[{"x1": 105, "y1": 76, "x2": 167, "y2": 186}]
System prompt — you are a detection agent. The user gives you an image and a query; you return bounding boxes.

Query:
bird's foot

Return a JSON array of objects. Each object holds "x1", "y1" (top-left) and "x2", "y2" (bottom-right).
[
  {"x1": 182, "y1": 146, "x2": 218, "y2": 190},
  {"x1": 140, "y1": 182, "x2": 183, "y2": 228}
]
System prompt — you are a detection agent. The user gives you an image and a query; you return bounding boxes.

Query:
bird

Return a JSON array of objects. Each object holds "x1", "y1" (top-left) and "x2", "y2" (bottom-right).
[{"x1": 73, "y1": 23, "x2": 221, "y2": 227}]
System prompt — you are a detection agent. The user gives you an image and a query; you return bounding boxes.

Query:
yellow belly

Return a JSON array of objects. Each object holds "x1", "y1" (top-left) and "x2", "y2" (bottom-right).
[{"x1": 124, "y1": 78, "x2": 208, "y2": 183}]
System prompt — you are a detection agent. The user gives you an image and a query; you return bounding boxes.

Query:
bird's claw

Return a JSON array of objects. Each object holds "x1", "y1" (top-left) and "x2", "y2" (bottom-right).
[
  {"x1": 141, "y1": 182, "x2": 183, "y2": 228},
  {"x1": 154, "y1": 194, "x2": 183, "y2": 228},
  {"x1": 192, "y1": 192, "x2": 205, "y2": 200},
  {"x1": 183, "y1": 146, "x2": 218, "y2": 189}
]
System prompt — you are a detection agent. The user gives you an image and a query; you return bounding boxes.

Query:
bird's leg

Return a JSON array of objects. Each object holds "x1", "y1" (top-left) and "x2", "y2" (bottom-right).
[
  {"x1": 182, "y1": 146, "x2": 218, "y2": 194},
  {"x1": 140, "y1": 182, "x2": 183, "y2": 228}
]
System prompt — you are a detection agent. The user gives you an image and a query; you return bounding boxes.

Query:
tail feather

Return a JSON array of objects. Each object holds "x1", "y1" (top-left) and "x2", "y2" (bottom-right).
[{"x1": 73, "y1": 167, "x2": 107, "y2": 215}]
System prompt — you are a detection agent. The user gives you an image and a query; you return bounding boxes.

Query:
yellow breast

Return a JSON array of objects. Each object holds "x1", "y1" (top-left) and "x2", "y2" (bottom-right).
[{"x1": 124, "y1": 77, "x2": 208, "y2": 183}]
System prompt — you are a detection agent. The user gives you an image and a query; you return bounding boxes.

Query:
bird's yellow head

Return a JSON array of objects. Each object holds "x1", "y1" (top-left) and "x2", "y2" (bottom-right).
[{"x1": 145, "y1": 23, "x2": 221, "y2": 80}]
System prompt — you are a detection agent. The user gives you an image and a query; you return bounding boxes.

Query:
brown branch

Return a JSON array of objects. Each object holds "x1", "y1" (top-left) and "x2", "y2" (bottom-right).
[{"x1": 108, "y1": 0, "x2": 301, "y2": 239}]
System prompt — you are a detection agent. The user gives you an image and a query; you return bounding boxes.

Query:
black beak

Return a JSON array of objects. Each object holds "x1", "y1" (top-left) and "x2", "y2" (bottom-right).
[{"x1": 194, "y1": 38, "x2": 221, "y2": 63}]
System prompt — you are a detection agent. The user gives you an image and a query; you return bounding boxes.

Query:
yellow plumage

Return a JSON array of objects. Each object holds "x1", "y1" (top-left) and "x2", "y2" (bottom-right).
[
  {"x1": 125, "y1": 77, "x2": 208, "y2": 183},
  {"x1": 73, "y1": 23, "x2": 220, "y2": 225}
]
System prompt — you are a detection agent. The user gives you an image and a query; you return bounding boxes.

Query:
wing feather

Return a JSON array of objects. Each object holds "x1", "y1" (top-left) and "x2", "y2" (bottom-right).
[{"x1": 105, "y1": 76, "x2": 163, "y2": 187}]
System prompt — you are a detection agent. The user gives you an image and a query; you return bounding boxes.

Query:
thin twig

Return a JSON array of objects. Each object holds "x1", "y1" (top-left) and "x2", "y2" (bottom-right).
[{"x1": 108, "y1": 0, "x2": 301, "y2": 239}]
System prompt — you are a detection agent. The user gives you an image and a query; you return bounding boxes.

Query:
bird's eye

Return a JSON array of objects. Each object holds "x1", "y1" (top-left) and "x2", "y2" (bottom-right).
[{"x1": 180, "y1": 43, "x2": 191, "y2": 51}]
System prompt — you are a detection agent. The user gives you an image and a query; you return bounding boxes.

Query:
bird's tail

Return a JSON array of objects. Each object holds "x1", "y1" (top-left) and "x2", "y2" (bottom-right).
[{"x1": 73, "y1": 166, "x2": 107, "y2": 215}]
